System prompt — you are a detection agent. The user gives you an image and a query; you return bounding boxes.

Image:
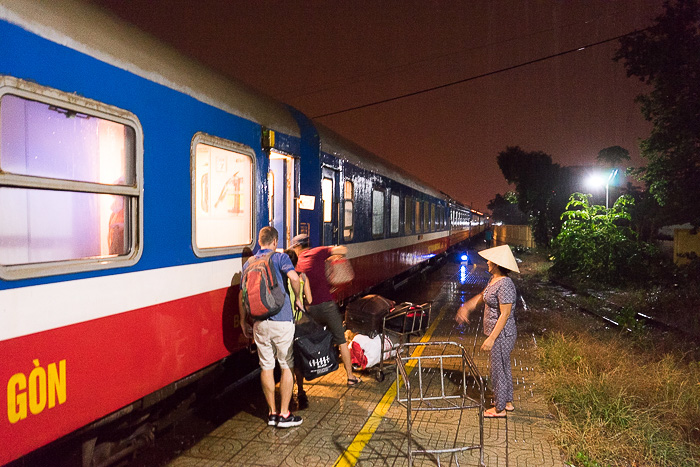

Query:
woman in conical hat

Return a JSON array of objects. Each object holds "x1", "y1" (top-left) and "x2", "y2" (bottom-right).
[{"x1": 455, "y1": 244, "x2": 519, "y2": 417}]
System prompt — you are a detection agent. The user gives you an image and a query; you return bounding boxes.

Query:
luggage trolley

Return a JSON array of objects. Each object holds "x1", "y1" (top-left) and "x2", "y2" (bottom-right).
[
  {"x1": 375, "y1": 301, "x2": 432, "y2": 381},
  {"x1": 394, "y1": 341, "x2": 485, "y2": 467}
]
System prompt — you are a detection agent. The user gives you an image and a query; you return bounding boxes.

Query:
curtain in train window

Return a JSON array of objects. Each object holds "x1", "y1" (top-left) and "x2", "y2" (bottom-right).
[
  {"x1": 0, "y1": 94, "x2": 136, "y2": 266},
  {"x1": 322, "y1": 178, "x2": 333, "y2": 223},
  {"x1": 343, "y1": 180, "x2": 354, "y2": 241},
  {"x1": 372, "y1": 189, "x2": 384, "y2": 237},
  {"x1": 415, "y1": 200, "x2": 421, "y2": 233},
  {"x1": 194, "y1": 143, "x2": 252, "y2": 249},
  {"x1": 390, "y1": 194, "x2": 400, "y2": 234},
  {"x1": 405, "y1": 196, "x2": 414, "y2": 234}
]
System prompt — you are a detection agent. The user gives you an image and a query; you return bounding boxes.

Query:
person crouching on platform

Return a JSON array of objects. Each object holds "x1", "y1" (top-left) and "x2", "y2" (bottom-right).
[{"x1": 456, "y1": 245, "x2": 519, "y2": 418}]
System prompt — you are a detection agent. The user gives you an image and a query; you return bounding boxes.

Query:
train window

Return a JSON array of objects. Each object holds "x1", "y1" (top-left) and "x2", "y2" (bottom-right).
[
  {"x1": 405, "y1": 196, "x2": 414, "y2": 234},
  {"x1": 343, "y1": 180, "x2": 354, "y2": 241},
  {"x1": 422, "y1": 201, "x2": 429, "y2": 232},
  {"x1": 390, "y1": 193, "x2": 400, "y2": 234},
  {"x1": 322, "y1": 178, "x2": 333, "y2": 223},
  {"x1": 430, "y1": 204, "x2": 435, "y2": 231},
  {"x1": 372, "y1": 189, "x2": 385, "y2": 238},
  {"x1": 415, "y1": 200, "x2": 421, "y2": 233},
  {"x1": 0, "y1": 82, "x2": 142, "y2": 280},
  {"x1": 192, "y1": 134, "x2": 254, "y2": 255}
]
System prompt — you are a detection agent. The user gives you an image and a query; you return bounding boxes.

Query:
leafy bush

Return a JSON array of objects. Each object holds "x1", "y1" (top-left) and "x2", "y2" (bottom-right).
[{"x1": 550, "y1": 193, "x2": 659, "y2": 285}]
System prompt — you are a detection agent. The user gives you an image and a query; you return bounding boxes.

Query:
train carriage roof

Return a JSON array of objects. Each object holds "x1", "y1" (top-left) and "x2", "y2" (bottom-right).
[
  {"x1": 316, "y1": 122, "x2": 448, "y2": 201},
  {"x1": 0, "y1": 0, "x2": 300, "y2": 138}
]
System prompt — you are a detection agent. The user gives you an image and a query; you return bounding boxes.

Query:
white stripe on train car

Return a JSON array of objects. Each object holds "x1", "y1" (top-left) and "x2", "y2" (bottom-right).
[
  {"x1": 1, "y1": 231, "x2": 449, "y2": 342},
  {"x1": 0, "y1": 258, "x2": 240, "y2": 342},
  {"x1": 345, "y1": 231, "x2": 448, "y2": 259}
]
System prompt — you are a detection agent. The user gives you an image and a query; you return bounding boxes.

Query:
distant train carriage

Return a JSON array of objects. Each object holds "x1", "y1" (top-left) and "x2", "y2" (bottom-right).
[{"x1": 0, "y1": 1, "x2": 483, "y2": 465}]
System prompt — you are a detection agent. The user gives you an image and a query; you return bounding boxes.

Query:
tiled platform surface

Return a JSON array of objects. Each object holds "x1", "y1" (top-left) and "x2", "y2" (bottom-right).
[{"x1": 162, "y1": 255, "x2": 565, "y2": 467}]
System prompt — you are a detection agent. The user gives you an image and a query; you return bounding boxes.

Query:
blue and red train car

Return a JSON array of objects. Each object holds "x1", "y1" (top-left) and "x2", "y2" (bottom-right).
[{"x1": 0, "y1": 1, "x2": 487, "y2": 464}]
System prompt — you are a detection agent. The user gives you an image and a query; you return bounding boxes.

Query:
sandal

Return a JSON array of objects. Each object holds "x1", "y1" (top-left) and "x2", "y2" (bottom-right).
[
  {"x1": 347, "y1": 376, "x2": 362, "y2": 387},
  {"x1": 505, "y1": 404, "x2": 515, "y2": 412},
  {"x1": 483, "y1": 408, "x2": 507, "y2": 418}
]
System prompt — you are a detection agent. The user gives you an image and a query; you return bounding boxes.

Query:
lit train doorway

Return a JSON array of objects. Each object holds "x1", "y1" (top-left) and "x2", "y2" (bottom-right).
[{"x1": 268, "y1": 151, "x2": 296, "y2": 249}]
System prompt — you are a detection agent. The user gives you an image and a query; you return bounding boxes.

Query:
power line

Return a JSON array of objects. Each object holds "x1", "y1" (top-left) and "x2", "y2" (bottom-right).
[
  {"x1": 283, "y1": 5, "x2": 645, "y2": 101},
  {"x1": 312, "y1": 29, "x2": 648, "y2": 119}
]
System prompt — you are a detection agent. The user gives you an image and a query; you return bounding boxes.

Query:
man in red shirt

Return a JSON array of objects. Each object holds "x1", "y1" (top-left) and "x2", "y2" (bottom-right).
[{"x1": 292, "y1": 235, "x2": 361, "y2": 407}]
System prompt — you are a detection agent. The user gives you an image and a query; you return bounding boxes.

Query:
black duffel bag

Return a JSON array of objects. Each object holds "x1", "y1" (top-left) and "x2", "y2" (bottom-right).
[{"x1": 294, "y1": 317, "x2": 338, "y2": 380}]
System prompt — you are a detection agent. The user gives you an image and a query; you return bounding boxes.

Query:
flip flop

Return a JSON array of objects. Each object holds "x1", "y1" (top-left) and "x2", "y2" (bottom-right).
[
  {"x1": 505, "y1": 404, "x2": 515, "y2": 412},
  {"x1": 347, "y1": 377, "x2": 362, "y2": 387},
  {"x1": 483, "y1": 409, "x2": 507, "y2": 418}
]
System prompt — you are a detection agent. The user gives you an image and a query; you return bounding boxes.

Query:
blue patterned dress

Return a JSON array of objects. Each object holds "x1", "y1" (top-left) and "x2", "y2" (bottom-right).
[{"x1": 483, "y1": 276, "x2": 517, "y2": 412}]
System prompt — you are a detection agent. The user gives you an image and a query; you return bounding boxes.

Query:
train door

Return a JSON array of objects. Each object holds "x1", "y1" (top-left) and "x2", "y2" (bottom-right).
[
  {"x1": 268, "y1": 151, "x2": 296, "y2": 249},
  {"x1": 321, "y1": 166, "x2": 339, "y2": 246}
]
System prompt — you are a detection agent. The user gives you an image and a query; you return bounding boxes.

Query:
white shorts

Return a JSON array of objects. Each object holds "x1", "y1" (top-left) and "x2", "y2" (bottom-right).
[{"x1": 253, "y1": 320, "x2": 295, "y2": 371}]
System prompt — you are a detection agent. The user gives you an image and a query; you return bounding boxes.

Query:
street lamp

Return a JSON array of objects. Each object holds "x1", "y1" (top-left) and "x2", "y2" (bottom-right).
[
  {"x1": 604, "y1": 169, "x2": 618, "y2": 209},
  {"x1": 585, "y1": 168, "x2": 619, "y2": 208}
]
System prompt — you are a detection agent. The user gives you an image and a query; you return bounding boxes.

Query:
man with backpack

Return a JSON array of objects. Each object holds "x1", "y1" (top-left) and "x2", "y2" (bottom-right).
[{"x1": 239, "y1": 226, "x2": 304, "y2": 428}]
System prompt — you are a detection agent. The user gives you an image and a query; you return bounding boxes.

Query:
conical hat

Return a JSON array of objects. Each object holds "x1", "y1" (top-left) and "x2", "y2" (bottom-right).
[{"x1": 478, "y1": 245, "x2": 520, "y2": 273}]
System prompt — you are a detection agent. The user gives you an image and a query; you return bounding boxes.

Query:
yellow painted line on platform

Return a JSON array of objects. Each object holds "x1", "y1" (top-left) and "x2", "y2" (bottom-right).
[{"x1": 333, "y1": 304, "x2": 449, "y2": 467}]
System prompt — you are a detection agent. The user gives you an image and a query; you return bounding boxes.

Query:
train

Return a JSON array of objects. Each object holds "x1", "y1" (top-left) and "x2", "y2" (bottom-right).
[{"x1": 0, "y1": 1, "x2": 488, "y2": 465}]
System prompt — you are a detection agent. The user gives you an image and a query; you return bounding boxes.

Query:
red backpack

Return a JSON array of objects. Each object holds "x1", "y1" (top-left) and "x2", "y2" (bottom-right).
[{"x1": 241, "y1": 252, "x2": 287, "y2": 320}]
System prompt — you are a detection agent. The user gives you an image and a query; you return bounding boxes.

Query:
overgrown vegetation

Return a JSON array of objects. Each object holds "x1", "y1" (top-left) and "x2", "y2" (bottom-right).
[
  {"x1": 512, "y1": 250, "x2": 700, "y2": 467},
  {"x1": 550, "y1": 193, "x2": 661, "y2": 285},
  {"x1": 538, "y1": 332, "x2": 700, "y2": 467}
]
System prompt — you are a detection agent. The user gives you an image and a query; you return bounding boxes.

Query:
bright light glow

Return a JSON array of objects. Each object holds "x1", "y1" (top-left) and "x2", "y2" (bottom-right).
[
  {"x1": 586, "y1": 173, "x2": 605, "y2": 189},
  {"x1": 460, "y1": 253, "x2": 469, "y2": 261}
]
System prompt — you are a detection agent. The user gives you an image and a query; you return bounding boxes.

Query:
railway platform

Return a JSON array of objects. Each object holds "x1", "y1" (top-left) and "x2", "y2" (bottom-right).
[{"x1": 129, "y1": 250, "x2": 565, "y2": 467}]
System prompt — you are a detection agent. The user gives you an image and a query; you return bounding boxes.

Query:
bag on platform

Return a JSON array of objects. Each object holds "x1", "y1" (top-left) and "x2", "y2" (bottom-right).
[
  {"x1": 325, "y1": 254, "x2": 354, "y2": 285},
  {"x1": 294, "y1": 319, "x2": 339, "y2": 380}
]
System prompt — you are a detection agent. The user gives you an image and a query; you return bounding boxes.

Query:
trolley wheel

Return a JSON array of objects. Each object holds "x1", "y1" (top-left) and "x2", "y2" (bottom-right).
[{"x1": 375, "y1": 370, "x2": 385, "y2": 382}]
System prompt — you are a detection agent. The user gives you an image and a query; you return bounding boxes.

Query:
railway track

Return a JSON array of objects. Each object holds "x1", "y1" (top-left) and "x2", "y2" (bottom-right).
[{"x1": 530, "y1": 279, "x2": 698, "y2": 344}]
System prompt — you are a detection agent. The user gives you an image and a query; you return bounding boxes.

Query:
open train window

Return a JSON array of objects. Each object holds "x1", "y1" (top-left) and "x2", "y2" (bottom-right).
[
  {"x1": 343, "y1": 180, "x2": 354, "y2": 241},
  {"x1": 390, "y1": 193, "x2": 400, "y2": 235},
  {"x1": 192, "y1": 133, "x2": 254, "y2": 256},
  {"x1": 372, "y1": 188, "x2": 385, "y2": 238},
  {"x1": 0, "y1": 78, "x2": 143, "y2": 280}
]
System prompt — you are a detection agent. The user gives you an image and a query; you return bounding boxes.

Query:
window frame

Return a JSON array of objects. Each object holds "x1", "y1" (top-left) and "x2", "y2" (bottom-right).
[
  {"x1": 0, "y1": 77, "x2": 144, "y2": 280},
  {"x1": 343, "y1": 179, "x2": 354, "y2": 241},
  {"x1": 390, "y1": 192, "x2": 400, "y2": 235},
  {"x1": 191, "y1": 132, "x2": 257, "y2": 257},
  {"x1": 371, "y1": 187, "x2": 386, "y2": 239}
]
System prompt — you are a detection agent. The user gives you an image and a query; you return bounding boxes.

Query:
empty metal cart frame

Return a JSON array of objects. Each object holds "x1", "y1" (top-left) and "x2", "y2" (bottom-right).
[
  {"x1": 374, "y1": 301, "x2": 432, "y2": 382},
  {"x1": 395, "y1": 341, "x2": 485, "y2": 467}
]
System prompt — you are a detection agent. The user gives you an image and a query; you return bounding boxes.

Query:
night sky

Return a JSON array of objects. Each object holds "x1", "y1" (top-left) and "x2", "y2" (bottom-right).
[{"x1": 89, "y1": 0, "x2": 663, "y2": 213}]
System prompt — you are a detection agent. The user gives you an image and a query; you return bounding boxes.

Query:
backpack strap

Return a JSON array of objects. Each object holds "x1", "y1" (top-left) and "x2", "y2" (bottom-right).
[{"x1": 263, "y1": 251, "x2": 279, "y2": 288}]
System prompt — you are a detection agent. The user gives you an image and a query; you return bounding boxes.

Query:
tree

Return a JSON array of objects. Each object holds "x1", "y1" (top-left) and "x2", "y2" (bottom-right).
[
  {"x1": 497, "y1": 146, "x2": 563, "y2": 245},
  {"x1": 488, "y1": 192, "x2": 528, "y2": 225},
  {"x1": 597, "y1": 146, "x2": 630, "y2": 167},
  {"x1": 614, "y1": 0, "x2": 700, "y2": 226}
]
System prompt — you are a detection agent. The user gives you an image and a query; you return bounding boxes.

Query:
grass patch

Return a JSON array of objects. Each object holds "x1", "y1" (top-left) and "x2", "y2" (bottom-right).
[{"x1": 538, "y1": 332, "x2": 700, "y2": 467}]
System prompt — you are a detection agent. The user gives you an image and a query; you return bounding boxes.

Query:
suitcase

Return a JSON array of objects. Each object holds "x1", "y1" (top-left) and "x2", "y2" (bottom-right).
[
  {"x1": 344, "y1": 294, "x2": 395, "y2": 338},
  {"x1": 384, "y1": 302, "x2": 430, "y2": 333}
]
